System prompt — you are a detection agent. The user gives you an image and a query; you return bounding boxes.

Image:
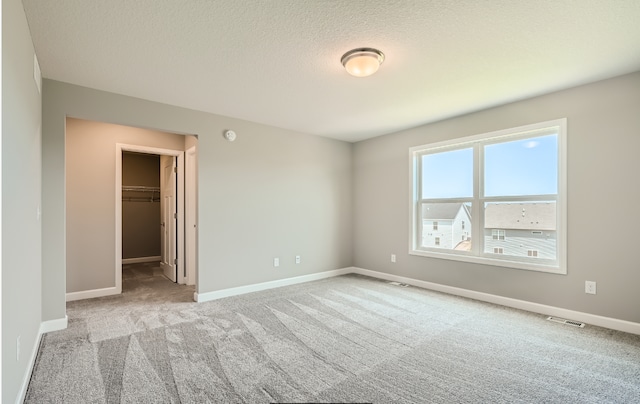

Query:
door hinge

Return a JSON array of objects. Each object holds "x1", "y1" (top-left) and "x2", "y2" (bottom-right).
[
  {"x1": 173, "y1": 213, "x2": 177, "y2": 219},
  {"x1": 174, "y1": 258, "x2": 177, "y2": 265},
  {"x1": 174, "y1": 167, "x2": 177, "y2": 173}
]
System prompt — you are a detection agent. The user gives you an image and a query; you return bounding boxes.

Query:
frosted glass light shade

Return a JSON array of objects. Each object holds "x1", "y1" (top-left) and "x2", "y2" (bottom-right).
[{"x1": 341, "y1": 48, "x2": 385, "y2": 77}]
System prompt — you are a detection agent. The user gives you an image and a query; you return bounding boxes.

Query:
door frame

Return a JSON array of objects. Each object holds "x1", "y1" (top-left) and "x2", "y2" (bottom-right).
[
  {"x1": 116, "y1": 143, "x2": 186, "y2": 292},
  {"x1": 185, "y1": 146, "x2": 197, "y2": 285}
]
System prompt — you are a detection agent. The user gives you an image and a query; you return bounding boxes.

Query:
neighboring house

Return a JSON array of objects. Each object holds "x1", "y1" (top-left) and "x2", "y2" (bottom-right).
[
  {"x1": 484, "y1": 202, "x2": 556, "y2": 259},
  {"x1": 422, "y1": 203, "x2": 472, "y2": 250}
]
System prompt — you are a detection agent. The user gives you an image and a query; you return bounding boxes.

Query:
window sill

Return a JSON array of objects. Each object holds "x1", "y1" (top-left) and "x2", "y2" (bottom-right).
[{"x1": 409, "y1": 249, "x2": 566, "y2": 275}]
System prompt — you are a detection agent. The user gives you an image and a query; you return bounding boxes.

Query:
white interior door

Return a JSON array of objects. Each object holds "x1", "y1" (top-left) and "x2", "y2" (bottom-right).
[
  {"x1": 160, "y1": 155, "x2": 177, "y2": 282},
  {"x1": 185, "y1": 146, "x2": 197, "y2": 285}
]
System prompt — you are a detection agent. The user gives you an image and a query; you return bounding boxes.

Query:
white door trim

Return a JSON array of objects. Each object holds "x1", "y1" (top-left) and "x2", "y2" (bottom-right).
[
  {"x1": 185, "y1": 146, "x2": 197, "y2": 285},
  {"x1": 116, "y1": 144, "x2": 186, "y2": 292},
  {"x1": 177, "y1": 152, "x2": 186, "y2": 284}
]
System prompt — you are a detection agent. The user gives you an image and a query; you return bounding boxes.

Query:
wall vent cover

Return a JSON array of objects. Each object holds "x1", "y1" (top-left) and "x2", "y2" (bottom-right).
[
  {"x1": 389, "y1": 281, "x2": 409, "y2": 287},
  {"x1": 547, "y1": 316, "x2": 585, "y2": 328}
]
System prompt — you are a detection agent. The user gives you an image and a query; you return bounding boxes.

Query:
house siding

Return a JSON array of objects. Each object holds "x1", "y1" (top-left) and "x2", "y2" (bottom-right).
[
  {"x1": 453, "y1": 208, "x2": 471, "y2": 245},
  {"x1": 484, "y1": 229, "x2": 556, "y2": 259},
  {"x1": 421, "y1": 204, "x2": 472, "y2": 250},
  {"x1": 422, "y1": 220, "x2": 454, "y2": 249}
]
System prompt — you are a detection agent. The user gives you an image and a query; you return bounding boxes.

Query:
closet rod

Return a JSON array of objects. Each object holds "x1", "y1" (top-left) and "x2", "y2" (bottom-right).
[{"x1": 122, "y1": 186, "x2": 160, "y2": 192}]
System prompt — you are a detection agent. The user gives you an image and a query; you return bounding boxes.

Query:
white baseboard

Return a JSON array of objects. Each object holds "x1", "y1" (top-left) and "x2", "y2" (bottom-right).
[
  {"x1": 66, "y1": 286, "x2": 120, "y2": 302},
  {"x1": 39, "y1": 315, "x2": 68, "y2": 334},
  {"x1": 194, "y1": 267, "x2": 354, "y2": 303},
  {"x1": 17, "y1": 316, "x2": 68, "y2": 404},
  {"x1": 122, "y1": 256, "x2": 161, "y2": 264},
  {"x1": 351, "y1": 267, "x2": 640, "y2": 336}
]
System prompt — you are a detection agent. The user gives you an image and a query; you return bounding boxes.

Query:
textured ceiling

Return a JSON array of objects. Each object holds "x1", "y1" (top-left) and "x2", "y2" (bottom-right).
[{"x1": 22, "y1": 0, "x2": 640, "y2": 142}]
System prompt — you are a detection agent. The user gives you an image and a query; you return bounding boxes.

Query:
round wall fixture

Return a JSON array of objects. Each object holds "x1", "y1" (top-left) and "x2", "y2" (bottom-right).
[{"x1": 224, "y1": 130, "x2": 237, "y2": 142}]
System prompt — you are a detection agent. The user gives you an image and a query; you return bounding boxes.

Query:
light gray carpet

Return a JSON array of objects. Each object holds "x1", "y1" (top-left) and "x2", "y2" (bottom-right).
[{"x1": 25, "y1": 263, "x2": 640, "y2": 403}]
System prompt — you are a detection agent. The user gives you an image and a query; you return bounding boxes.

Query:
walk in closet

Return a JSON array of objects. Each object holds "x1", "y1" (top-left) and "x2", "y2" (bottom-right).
[{"x1": 122, "y1": 152, "x2": 161, "y2": 261}]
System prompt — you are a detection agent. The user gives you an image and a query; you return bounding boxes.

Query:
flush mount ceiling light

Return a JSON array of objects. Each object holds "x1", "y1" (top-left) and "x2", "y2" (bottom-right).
[{"x1": 341, "y1": 48, "x2": 385, "y2": 77}]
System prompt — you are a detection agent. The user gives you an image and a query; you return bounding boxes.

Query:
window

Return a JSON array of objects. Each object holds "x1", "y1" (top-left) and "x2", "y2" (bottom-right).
[
  {"x1": 410, "y1": 119, "x2": 566, "y2": 274},
  {"x1": 492, "y1": 229, "x2": 505, "y2": 240}
]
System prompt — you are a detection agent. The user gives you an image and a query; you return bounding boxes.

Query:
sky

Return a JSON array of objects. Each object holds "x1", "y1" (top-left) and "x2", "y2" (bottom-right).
[{"x1": 421, "y1": 134, "x2": 558, "y2": 199}]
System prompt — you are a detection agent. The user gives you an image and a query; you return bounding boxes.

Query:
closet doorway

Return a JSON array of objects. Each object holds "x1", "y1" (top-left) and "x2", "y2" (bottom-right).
[
  {"x1": 116, "y1": 144, "x2": 190, "y2": 290},
  {"x1": 121, "y1": 152, "x2": 163, "y2": 268}
]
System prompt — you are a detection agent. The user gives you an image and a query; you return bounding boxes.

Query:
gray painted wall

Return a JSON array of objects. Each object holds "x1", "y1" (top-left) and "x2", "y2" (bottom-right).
[
  {"x1": 42, "y1": 80, "x2": 353, "y2": 320},
  {"x1": 65, "y1": 118, "x2": 184, "y2": 292},
  {"x1": 2, "y1": 0, "x2": 43, "y2": 401},
  {"x1": 353, "y1": 71, "x2": 640, "y2": 323}
]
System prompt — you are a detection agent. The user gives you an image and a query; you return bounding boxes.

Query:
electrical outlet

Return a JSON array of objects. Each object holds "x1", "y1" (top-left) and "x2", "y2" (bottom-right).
[
  {"x1": 273, "y1": 258, "x2": 280, "y2": 267},
  {"x1": 17, "y1": 336, "x2": 21, "y2": 362},
  {"x1": 585, "y1": 281, "x2": 597, "y2": 295},
  {"x1": 391, "y1": 254, "x2": 396, "y2": 263},
  {"x1": 295, "y1": 255, "x2": 301, "y2": 264}
]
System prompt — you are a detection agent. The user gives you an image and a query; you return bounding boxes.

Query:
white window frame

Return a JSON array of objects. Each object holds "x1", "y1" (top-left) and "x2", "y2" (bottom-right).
[{"x1": 409, "y1": 119, "x2": 567, "y2": 274}]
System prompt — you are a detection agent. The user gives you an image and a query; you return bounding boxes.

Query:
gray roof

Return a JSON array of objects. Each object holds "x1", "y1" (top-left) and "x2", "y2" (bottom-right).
[
  {"x1": 422, "y1": 203, "x2": 469, "y2": 220},
  {"x1": 484, "y1": 202, "x2": 556, "y2": 230}
]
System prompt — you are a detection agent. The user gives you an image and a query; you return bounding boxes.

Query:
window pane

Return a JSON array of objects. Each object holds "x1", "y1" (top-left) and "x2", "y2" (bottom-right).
[
  {"x1": 421, "y1": 202, "x2": 472, "y2": 250},
  {"x1": 421, "y1": 148, "x2": 473, "y2": 198},
  {"x1": 484, "y1": 201, "x2": 556, "y2": 259},
  {"x1": 484, "y1": 134, "x2": 557, "y2": 197}
]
